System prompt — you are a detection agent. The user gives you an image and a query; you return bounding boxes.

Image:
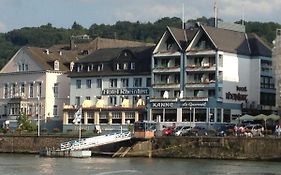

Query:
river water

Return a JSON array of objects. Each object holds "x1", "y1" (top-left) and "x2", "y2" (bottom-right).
[{"x1": 0, "y1": 154, "x2": 281, "y2": 175}]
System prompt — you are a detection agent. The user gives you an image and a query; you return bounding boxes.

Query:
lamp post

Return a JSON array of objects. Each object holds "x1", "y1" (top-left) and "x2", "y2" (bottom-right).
[{"x1": 37, "y1": 96, "x2": 40, "y2": 136}]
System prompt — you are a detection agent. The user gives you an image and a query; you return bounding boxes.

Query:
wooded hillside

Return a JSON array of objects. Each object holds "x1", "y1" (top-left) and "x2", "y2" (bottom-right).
[{"x1": 0, "y1": 17, "x2": 280, "y2": 68}]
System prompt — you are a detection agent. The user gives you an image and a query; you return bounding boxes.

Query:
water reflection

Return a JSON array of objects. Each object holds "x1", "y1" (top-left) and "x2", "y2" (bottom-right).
[{"x1": 0, "y1": 154, "x2": 280, "y2": 175}]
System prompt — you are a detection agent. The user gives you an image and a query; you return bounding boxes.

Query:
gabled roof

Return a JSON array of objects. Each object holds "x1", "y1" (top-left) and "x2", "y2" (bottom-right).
[
  {"x1": 247, "y1": 33, "x2": 272, "y2": 57},
  {"x1": 201, "y1": 25, "x2": 272, "y2": 56},
  {"x1": 25, "y1": 46, "x2": 76, "y2": 71},
  {"x1": 168, "y1": 27, "x2": 198, "y2": 50},
  {"x1": 202, "y1": 25, "x2": 251, "y2": 55}
]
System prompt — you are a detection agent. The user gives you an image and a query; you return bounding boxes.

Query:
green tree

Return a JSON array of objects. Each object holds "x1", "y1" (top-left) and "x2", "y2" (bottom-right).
[{"x1": 17, "y1": 113, "x2": 37, "y2": 132}]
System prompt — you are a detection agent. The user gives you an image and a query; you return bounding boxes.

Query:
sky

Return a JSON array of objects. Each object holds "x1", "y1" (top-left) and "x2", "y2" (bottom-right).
[{"x1": 0, "y1": 0, "x2": 281, "y2": 33}]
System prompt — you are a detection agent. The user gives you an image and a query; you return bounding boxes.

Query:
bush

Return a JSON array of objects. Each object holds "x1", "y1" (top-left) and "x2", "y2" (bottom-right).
[
  {"x1": 41, "y1": 128, "x2": 48, "y2": 133},
  {"x1": 52, "y1": 128, "x2": 60, "y2": 133}
]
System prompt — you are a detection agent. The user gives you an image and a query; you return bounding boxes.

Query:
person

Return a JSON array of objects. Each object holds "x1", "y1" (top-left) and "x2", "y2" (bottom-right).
[{"x1": 275, "y1": 124, "x2": 281, "y2": 137}]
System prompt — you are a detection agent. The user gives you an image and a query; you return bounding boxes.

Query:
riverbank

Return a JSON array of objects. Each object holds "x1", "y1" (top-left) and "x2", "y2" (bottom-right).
[{"x1": 1, "y1": 135, "x2": 281, "y2": 160}]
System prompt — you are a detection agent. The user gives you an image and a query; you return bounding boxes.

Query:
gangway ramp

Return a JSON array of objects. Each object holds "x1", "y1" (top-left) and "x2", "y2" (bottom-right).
[{"x1": 60, "y1": 132, "x2": 131, "y2": 151}]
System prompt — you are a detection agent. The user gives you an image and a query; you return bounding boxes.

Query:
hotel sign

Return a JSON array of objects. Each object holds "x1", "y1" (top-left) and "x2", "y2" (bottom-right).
[
  {"x1": 102, "y1": 88, "x2": 149, "y2": 95},
  {"x1": 151, "y1": 102, "x2": 175, "y2": 108},
  {"x1": 225, "y1": 86, "x2": 248, "y2": 101},
  {"x1": 181, "y1": 101, "x2": 207, "y2": 107}
]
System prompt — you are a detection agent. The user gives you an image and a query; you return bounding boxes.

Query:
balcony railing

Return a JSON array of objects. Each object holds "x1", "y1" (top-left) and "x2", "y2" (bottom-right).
[
  {"x1": 153, "y1": 66, "x2": 180, "y2": 73},
  {"x1": 185, "y1": 80, "x2": 216, "y2": 88},
  {"x1": 186, "y1": 64, "x2": 216, "y2": 72},
  {"x1": 152, "y1": 83, "x2": 180, "y2": 89}
]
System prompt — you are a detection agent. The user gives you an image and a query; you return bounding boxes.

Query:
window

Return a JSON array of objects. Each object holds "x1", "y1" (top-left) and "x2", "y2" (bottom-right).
[
  {"x1": 97, "y1": 79, "x2": 102, "y2": 88},
  {"x1": 53, "y1": 105, "x2": 58, "y2": 117},
  {"x1": 11, "y1": 83, "x2": 15, "y2": 97},
  {"x1": 54, "y1": 60, "x2": 59, "y2": 70},
  {"x1": 146, "y1": 78, "x2": 151, "y2": 87},
  {"x1": 121, "y1": 78, "x2": 129, "y2": 87},
  {"x1": 174, "y1": 90, "x2": 180, "y2": 98},
  {"x1": 38, "y1": 82, "x2": 42, "y2": 97},
  {"x1": 131, "y1": 62, "x2": 135, "y2": 70},
  {"x1": 109, "y1": 96, "x2": 117, "y2": 106},
  {"x1": 76, "y1": 80, "x2": 81, "y2": 89},
  {"x1": 53, "y1": 83, "x2": 58, "y2": 98},
  {"x1": 18, "y1": 64, "x2": 21, "y2": 71},
  {"x1": 75, "y1": 96, "x2": 81, "y2": 106},
  {"x1": 123, "y1": 63, "x2": 128, "y2": 70},
  {"x1": 86, "y1": 79, "x2": 92, "y2": 88},
  {"x1": 20, "y1": 83, "x2": 25, "y2": 95},
  {"x1": 133, "y1": 78, "x2": 142, "y2": 87},
  {"x1": 116, "y1": 63, "x2": 120, "y2": 70},
  {"x1": 86, "y1": 96, "x2": 91, "y2": 100},
  {"x1": 4, "y1": 84, "x2": 8, "y2": 98},
  {"x1": 97, "y1": 64, "x2": 103, "y2": 71},
  {"x1": 77, "y1": 65, "x2": 83, "y2": 72},
  {"x1": 133, "y1": 96, "x2": 139, "y2": 106},
  {"x1": 110, "y1": 79, "x2": 118, "y2": 88},
  {"x1": 29, "y1": 83, "x2": 34, "y2": 98}
]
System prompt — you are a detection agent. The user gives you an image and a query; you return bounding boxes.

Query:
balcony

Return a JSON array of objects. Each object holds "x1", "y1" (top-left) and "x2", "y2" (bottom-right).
[
  {"x1": 152, "y1": 83, "x2": 180, "y2": 89},
  {"x1": 153, "y1": 66, "x2": 180, "y2": 73},
  {"x1": 186, "y1": 64, "x2": 216, "y2": 72},
  {"x1": 185, "y1": 80, "x2": 216, "y2": 89}
]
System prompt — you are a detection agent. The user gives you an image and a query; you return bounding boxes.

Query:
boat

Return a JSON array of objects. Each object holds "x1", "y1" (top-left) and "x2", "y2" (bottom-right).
[{"x1": 40, "y1": 148, "x2": 91, "y2": 158}]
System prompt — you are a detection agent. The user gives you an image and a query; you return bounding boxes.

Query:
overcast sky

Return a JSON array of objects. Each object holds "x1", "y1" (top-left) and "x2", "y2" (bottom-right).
[{"x1": 0, "y1": 0, "x2": 280, "y2": 33}]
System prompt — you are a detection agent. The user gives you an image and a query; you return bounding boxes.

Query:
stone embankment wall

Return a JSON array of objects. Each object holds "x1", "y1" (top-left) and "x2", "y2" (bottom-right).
[
  {"x1": 129, "y1": 137, "x2": 281, "y2": 160},
  {"x1": 0, "y1": 135, "x2": 75, "y2": 153},
  {"x1": 1, "y1": 135, "x2": 281, "y2": 160}
]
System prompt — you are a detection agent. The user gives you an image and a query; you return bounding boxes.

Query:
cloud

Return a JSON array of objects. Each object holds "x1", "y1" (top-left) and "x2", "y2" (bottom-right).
[{"x1": 218, "y1": 0, "x2": 281, "y2": 21}]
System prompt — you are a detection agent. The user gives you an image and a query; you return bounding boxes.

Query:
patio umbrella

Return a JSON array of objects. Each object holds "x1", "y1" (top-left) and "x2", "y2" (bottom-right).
[
  {"x1": 254, "y1": 114, "x2": 268, "y2": 120},
  {"x1": 239, "y1": 114, "x2": 254, "y2": 121},
  {"x1": 266, "y1": 114, "x2": 280, "y2": 121}
]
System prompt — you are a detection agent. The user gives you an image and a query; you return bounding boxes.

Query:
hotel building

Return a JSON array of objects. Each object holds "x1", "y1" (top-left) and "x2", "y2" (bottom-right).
[
  {"x1": 149, "y1": 23, "x2": 275, "y2": 124},
  {"x1": 63, "y1": 46, "x2": 153, "y2": 132}
]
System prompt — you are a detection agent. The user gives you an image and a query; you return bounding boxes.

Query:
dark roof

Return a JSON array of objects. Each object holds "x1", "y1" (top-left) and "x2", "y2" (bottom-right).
[
  {"x1": 201, "y1": 25, "x2": 272, "y2": 56},
  {"x1": 69, "y1": 46, "x2": 154, "y2": 77},
  {"x1": 168, "y1": 27, "x2": 198, "y2": 50},
  {"x1": 247, "y1": 33, "x2": 272, "y2": 57}
]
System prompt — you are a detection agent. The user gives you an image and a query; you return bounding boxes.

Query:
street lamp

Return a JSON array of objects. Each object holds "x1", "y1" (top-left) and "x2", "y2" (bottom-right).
[{"x1": 37, "y1": 96, "x2": 41, "y2": 136}]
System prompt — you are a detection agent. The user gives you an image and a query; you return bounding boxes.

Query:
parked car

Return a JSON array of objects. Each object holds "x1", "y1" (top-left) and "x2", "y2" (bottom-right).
[
  {"x1": 244, "y1": 124, "x2": 264, "y2": 137},
  {"x1": 185, "y1": 126, "x2": 208, "y2": 136},
  {"x1": 216, "y1": 124, "x2": 236, "y2": 137},
  {"x1": 174, "y1": 126, "x2": 192, "y2": 136},
  {"x1": 162, "y1": 127, "x2": 174, "y2": 136}
]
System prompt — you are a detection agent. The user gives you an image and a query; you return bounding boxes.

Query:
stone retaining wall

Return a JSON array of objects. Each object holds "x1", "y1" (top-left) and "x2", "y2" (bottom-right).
[{"x1": 149, "y1": 137, "x2": 281, "y2": 160}]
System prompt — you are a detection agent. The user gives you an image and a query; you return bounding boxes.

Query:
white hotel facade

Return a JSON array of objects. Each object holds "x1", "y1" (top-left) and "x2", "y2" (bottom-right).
[{"x1": 149, "y1": 23, "x2": 275, "y2": 123}]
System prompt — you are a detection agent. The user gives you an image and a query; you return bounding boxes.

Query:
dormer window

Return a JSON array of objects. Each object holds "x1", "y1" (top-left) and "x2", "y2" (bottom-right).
[
  {"x1": 54, "y1": 60, "x2": 59, "y2": 70},
  {"x1": 116, "y1": 63, "x2": 120, "y2": 70},
  {"x1": 97, "y1": 64, "x2": 103, "y2": 71},
  {"x1": 123, "y1": 63, "x2": 128, "y2": 70},
  {"x1": 77, "y1": 64, "x2": 83, "y2": 72},
  {"x1": 131, "y1": 62, "x2": 135, "y2": 70},
  {"x1": 87, "y1": 64, "x2": 93, "y2": 72},
  {"x1": 70, "y1": 62, "x2": 74, "y2": 71}
]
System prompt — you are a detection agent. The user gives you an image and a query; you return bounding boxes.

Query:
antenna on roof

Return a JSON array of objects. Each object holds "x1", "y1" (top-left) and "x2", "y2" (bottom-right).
[
  {"x1": 182, "y1": 3, "x2": 185, "y2": 29},
  {"x1": 214, "y1": 0, "x2": 218, "y2": 27},
  {"x1": 242, "y1": 3, "x2": 245, "y2": 26}
]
